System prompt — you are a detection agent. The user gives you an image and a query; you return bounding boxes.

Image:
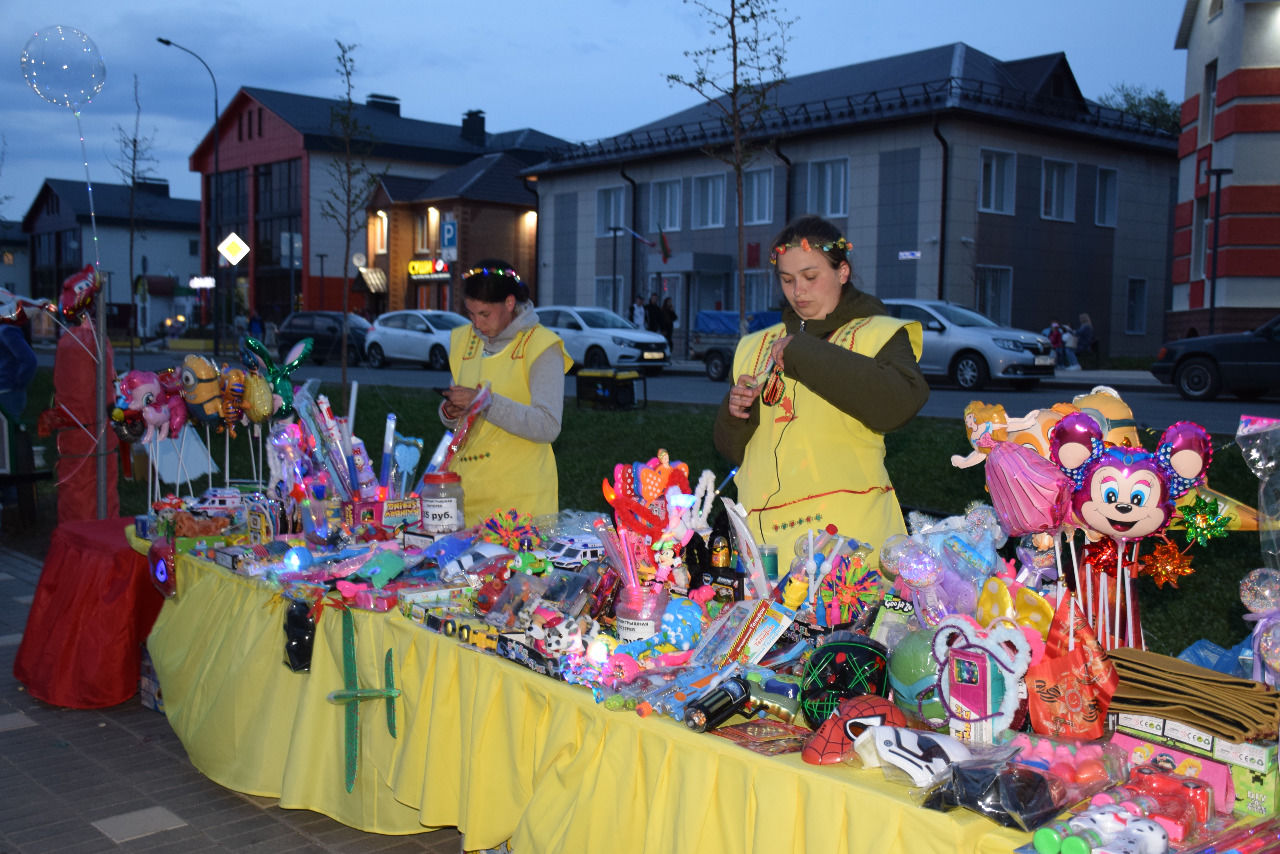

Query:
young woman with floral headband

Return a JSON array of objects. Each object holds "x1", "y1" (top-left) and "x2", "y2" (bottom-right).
[
  {"x1": 713, "y1": 215, "x2": 930, "y2": 570},
  {"x1": 440, "y1": 260, "x2": 572, "y2": 525}
]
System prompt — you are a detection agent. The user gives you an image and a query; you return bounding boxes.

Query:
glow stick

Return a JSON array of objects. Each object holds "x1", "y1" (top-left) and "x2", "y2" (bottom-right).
[
  {"x1": 714, "y1": 467, "x2": 738, "y2": 495},
  {"x1": 345, "y1": 381, "x2": 358, "y2": 444},
  {"x1": 378, "y1": 414, "x2": 396, "y2": 488},
  {"x1": 592, "y1": 517, "x2": 636, "y2": 588}
]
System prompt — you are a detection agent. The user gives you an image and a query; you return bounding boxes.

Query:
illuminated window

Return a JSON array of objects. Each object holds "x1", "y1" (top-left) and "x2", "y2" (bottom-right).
[{"x1": 372, "y1": 210, "x2": 388, "y2": 254}]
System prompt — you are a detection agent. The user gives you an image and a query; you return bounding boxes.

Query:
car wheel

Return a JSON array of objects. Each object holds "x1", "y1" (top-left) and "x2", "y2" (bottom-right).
[
  {"x1": 1174, "y1": 357, "x2": 1221, "y2": 401},
  {"x1": 705, "y1": 350, "x2": 729, "y2": 382},
  {"x1": 366, "y1": 343, "x2": 386, "y2": 369},
  {"x1": 427, "y1": 345, "x2": 448, "y2": 371},
  {"x1": 951, "y1": 352, "x2": 989, "y2": 391},
  {"x1": 584, "y1": 346, "x2": 610, "y2": 369}
]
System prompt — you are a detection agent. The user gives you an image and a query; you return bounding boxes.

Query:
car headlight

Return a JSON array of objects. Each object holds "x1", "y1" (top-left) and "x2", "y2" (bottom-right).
[
  {"x1": 992, "y1": 338, "x2": 1025, "y2": 353},
  {"x1": 611, "y1": 336, "x2": 631, "y2": 347}
]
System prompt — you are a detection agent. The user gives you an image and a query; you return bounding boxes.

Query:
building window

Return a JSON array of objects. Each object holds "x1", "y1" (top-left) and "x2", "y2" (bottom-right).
[
  {"x1": 744, "y1": 270, "x2": 774, "y2": 312},
  {"x1": 1125, "y1": 278, "x2": 1147, "y2": 334},
  {"x1": 1208, "y1": 0, "x2": 1223, "y2": 19},
  {"x1": 808, "y1": 159, "x2": 848, "y2": 218},
  {"x1": 1202, "y1": 60, "x2": 1218, "y2": 145},
  {"x1": 371, "y1": 210, "x2": 388, "y2": 255},
  {"x1": 594, "y1": 275, "x2": 623, "y2": 312},
  {"x1": 692, "y1": 173, "x2": 726, "y2": 229},
  {"x1": 1191, "y1": 198, "x2": 1208, "y2": 281},
  {"x1": 649, "y1": 180, "x2": 681, "y2": 232},
  {"x1": 597, "y1": 186, "x2": 625, "y2": 237},
  {"x1": 1096, "y1": 168, "x2": 1118, "y2": 227},
  {"x1": 743, "y1": 168, "x2": 772, "y2": 226},
  {"x1": 979, "y1": 150, "x2": 1015, "y2": 215},
  {"x1": 1041, "y1": 159, "x2": 1076, "y2": 221},
  {"x1": 975, "y1": 266, "x2": 1013, "y2": 326},
  {"x1": 414, "y1": 213, "x2": 432, "y2": 253}
]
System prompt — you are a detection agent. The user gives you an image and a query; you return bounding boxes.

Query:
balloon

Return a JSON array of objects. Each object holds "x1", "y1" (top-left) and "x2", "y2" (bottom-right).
[
  {"x1": 180, "y1": 354, "x2": 222, "y2": 424},
  {"x1": 20, "y1": 26, "x2": 107, "y2": 110},
  {"x1": 58, "y1": 264, "x2": 101, "y2": 324},
  {"x1": 242, "y1": 373, "x2": 273, "y2": 423},
  {"x1": 984, "y1": 440, "x2": 1073, "y2": 537},
  {"x1": 242, "y1": 335, "x2": 311, "y2": 420},
  {"x1": 1241, "y1": 568, "x2": 1280, "y2": 614}
]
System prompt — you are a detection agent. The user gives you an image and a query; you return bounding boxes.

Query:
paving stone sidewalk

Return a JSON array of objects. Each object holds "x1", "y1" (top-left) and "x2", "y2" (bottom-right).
[{"x1": 0, "y1": 544, "x2": 475, "y2": 854}]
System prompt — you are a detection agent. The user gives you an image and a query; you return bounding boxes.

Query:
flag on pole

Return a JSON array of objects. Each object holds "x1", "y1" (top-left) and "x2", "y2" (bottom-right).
[
  {"x1": 659, "y1": 225, "x2": 672, "y2": 264},
  {"x1": 616, "y1": 225, "x2": 655, "y2": 248}
]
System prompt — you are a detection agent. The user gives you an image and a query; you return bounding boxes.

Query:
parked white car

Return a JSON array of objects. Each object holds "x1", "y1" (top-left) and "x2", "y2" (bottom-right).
[
  {"x1": 882, "y1": 298, "x2": 1055, "y2": 391},
  {"x1": 364, "y1": 310, "x2": 470, "y2": 370},
  {"x1": 535, "y1": 305, "x2": 670, "y2": 373}
]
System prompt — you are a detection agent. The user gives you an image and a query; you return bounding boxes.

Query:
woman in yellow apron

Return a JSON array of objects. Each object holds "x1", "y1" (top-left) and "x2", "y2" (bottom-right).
[
  {"x1": 440, "y1": 261, "x2": 572, "y2": 526},
  {"x1": 713, "y1": 216, "x2": 929, "y2": 568}
]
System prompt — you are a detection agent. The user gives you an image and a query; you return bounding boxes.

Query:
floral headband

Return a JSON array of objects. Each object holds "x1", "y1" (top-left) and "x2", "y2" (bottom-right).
[
  {"x1": 463, "y1": 266, "x2": 523, "y2": 283},
  {"x1": 769, "y1": 236, "x2": 852, "y2": 265}
]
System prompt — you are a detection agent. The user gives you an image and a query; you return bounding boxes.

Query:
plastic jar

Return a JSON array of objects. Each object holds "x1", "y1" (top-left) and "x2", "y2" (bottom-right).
[
  {"x1": 419, "y1": 472, "x2": 465, "y2": 534},
  {"x1": 613, "y1": 584, "x2": 669, "y2": 642}
]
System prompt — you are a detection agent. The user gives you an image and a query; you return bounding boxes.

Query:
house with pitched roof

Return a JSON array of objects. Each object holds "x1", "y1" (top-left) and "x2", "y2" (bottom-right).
[
  {"x1": 526, "y1": 42, "x2": 1178, "y2": 363},
  {"x1": 185, "y1": 88, "x2": 563, "y2": 324},
  {"x1": 21, "y1": 178, "x2": 199, "y2": 338},
  {"x1": 1171, "y1": 0, "x2": 1280, "y2": 337}
]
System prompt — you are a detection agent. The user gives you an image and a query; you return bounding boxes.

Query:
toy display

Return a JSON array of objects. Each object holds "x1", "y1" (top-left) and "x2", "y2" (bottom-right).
[{"x1": 100, "y1": 368, "x2": 1280, "y2": 852}]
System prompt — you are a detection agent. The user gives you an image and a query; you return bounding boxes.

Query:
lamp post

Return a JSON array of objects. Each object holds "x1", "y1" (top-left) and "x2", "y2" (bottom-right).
[
  {"x1": 157, "y1": 37, "x2": 221, "y2": 355},
  {"x1": 1206, "y1": 167, "x2": 1232, "y2": 336}
]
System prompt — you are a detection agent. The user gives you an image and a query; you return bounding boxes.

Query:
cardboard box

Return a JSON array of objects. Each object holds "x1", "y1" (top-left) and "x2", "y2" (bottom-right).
[
  {"x1": 400, "y1": 527, "x2": 441, "y2": 550},
  {"x1": 1108, "y1": 730, "x2": 1235, "y2": 815},
  {"x1": 398, "y1": 583, "x2": 474, "y2": 622},
  {"x1": 1108, "y1": 711, "x2": 1279, "y2": 816},
  {"x1": 342, "y1": 497, "x2": 422, "y2": 530}
]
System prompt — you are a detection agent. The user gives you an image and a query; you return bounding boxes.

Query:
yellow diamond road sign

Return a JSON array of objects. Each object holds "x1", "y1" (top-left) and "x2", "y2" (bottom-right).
[{"x1": 218, "y1": 232, "x2": 250, "y2": 265}]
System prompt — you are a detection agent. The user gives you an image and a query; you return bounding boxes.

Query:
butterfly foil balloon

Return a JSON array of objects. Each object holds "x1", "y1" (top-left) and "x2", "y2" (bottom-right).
[{"x1": 242, "y1": 335, "x2": 312, "y2": 420}]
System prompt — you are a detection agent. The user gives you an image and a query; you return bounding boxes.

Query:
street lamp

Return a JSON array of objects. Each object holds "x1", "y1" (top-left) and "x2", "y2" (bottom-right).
[
  {"x1": 1206, "y1": 167, "x2": 1232, "y2": 336},
  {"x1": 157, "y1": 37, "x2": 221, "y2": 355}
]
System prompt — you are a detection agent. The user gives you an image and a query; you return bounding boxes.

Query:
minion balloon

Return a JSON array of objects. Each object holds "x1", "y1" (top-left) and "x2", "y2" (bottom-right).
[{"x1": 180, "y1": 354, "x2": 222, "y2": 424}]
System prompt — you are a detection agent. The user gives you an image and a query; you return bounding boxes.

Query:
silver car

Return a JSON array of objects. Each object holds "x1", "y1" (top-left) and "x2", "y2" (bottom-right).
[
  {"x1": 363, "y1": 309, "x2": 469, "y2": 370},
  {"x1": 882, "y1": 298, "x2": 1055, "y2": 391}
]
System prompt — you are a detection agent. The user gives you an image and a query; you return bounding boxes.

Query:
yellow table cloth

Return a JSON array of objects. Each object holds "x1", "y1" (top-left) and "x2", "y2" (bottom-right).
[{"x1": 147, "y1": 553, "x2": 1030, "y2": 852}]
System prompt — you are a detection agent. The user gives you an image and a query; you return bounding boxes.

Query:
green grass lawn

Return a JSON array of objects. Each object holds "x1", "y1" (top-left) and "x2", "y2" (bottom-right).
[{"x1": 16, "y1": 368, "x2": 1263, "y2": 658}]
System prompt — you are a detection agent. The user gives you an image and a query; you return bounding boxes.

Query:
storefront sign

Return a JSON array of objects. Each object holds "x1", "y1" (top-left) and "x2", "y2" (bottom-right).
[{"x1": 408, "y1": 259, "x2": 450, "y2": 281}]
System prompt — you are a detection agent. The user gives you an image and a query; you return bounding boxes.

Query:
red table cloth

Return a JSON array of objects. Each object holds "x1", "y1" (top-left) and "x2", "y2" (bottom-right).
[{"x1": 13, "y1": 517, "x2": 163, "y2": 708}]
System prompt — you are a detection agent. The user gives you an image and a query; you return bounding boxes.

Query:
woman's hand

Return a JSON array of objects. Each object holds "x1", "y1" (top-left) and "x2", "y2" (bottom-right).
[
  {"x1": 441, "y1": 385, "x2": 478, "y2": 420},
  {"x1": 768, "y1": 335, "x2": 793, "y2": 370},
  {"x1": 727, "y1": 374, "x2": 761, "y2": 419}
]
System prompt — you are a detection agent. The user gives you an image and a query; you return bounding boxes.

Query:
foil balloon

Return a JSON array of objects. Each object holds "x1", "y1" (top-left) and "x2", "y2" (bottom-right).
[
  {"x1": 0, "y1": 291, "x2": 28, "y2": 325},
  {"x1": 219, "y1": 367, "x2": 247, "y2": 437},
  {"x1": 984, "y1": 440, "x2": 1073, "y2": 537},
  {"x1": 20, "y1": 26, "x2": 107, "y2": 110},
  {"x1": 243, "y1": 335, "x2": 311, "y2": 420},
  {"x1": 117, "y1": 369, "x2": 187, "y2": 441},
  {"x1": 58, "y1": 264, "x2": 101, "y2": 324},
  {"x1": 180, "y1": 354, "x2": 222, "y2": 424},
  {"x1": 1053, "y1": 415, "x2": 1212, "y2": 544},
  {"x1": 242, "y1": 372, "x2": 273, "y2": 423}
]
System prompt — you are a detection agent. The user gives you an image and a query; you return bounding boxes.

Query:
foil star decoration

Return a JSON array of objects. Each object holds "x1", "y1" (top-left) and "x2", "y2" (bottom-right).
[
  {"x1": 1141, "y1": 537, "x2": 1196, "y2": 589},
  {"x1": 1081, "y1": 539, "x2": 1119, "y2": 576},
  {"x1": 1179, "y1": 495, "x2": 1233, "y2": 548}
]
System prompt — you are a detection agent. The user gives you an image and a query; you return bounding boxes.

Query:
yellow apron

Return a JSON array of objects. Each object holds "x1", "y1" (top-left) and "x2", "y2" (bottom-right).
[
  {"x1": 449, "y1": 323, "x2": 572, "y2": 526},
  {"x1": 732, "y1": 315, "x2": 923, "y2": 567}
]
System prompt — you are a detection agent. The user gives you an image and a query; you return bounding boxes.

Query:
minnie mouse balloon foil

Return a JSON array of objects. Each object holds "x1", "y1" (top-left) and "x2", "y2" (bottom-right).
[{"x1": 1051, "y1": 412, "x2": 1211, "y2": 543}]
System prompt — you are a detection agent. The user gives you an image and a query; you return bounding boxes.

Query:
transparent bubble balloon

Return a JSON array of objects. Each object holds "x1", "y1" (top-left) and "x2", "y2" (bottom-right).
[
  {"x1": 1240, "y1": 567, "x2": 1280, "y2": 613},
  {"x1": 20, "y1": 26, "x2": 107, "y2": 110}
]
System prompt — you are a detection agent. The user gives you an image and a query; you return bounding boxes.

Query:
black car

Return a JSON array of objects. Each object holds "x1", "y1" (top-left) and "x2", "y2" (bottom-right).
[
  {"x1": 276, "y1": 311, "x2": 371, "y2": 366},
  {"x1": 1150, "y1": 314, "x2": 1280, "y2": 401}
]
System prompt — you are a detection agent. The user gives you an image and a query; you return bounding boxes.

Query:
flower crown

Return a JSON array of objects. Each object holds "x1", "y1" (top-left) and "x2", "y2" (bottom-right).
[
  {"x1": 769, "y1": 236, "x2": 852, "y2": 265},
  {"x1": 463, "y1": 266, "x2": 523, "y2": 283}
]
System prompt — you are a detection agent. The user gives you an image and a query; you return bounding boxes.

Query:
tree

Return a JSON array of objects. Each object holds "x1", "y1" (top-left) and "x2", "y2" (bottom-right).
[
  {"x1": 318, "y1": 40, "x2": 381, "y2": 404},
  {"x1": 667, "y1": 0, "x2": 792, "y2": 335},
  {"x1": 1098, "y1": 83, "x2": 1181, "y2": 135},
  {"x1": 110, "y1": 74, "x2": 159, "y2": 368}
]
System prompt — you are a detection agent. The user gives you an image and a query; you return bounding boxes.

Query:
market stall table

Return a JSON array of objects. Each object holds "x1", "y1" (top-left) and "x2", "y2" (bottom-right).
[
  {"x1": 146, "y1": 552, "x2": 1030, "y2": 853},
  {"x1": 13, "y1": 517, "x2": 163, "y2": 708}
]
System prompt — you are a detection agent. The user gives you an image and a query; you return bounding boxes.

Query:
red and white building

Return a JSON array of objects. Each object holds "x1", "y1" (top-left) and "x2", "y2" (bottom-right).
[{"x1": 1171, "y1": 0, "x2": 1280, "y2": 337}]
